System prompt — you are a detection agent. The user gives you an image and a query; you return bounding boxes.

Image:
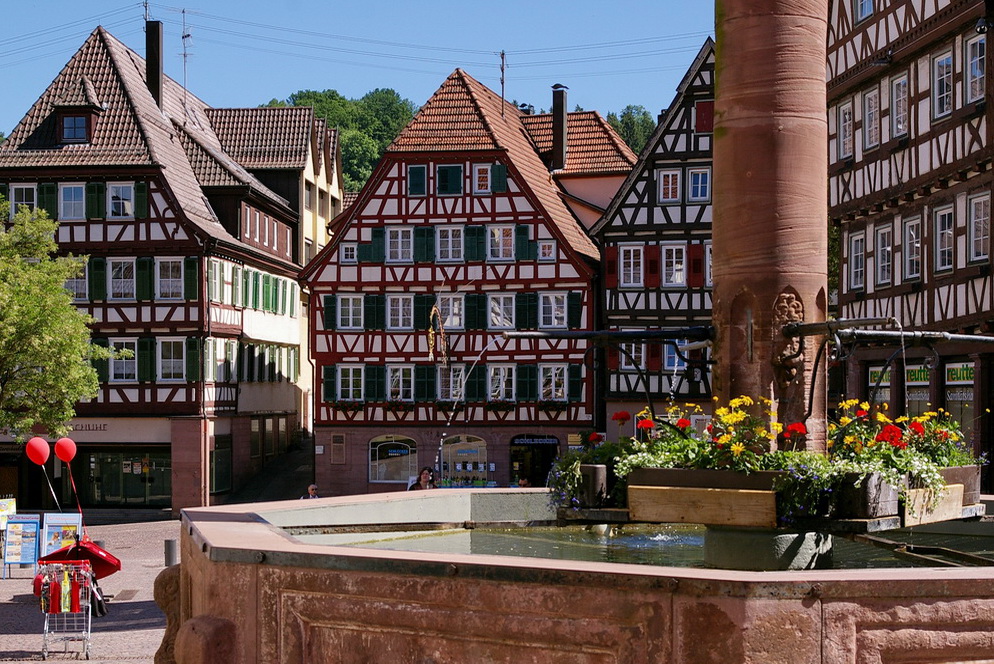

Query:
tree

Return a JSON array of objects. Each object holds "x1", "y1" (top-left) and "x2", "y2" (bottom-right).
[
  {"x1": 0, "y1": 199, "x2": 107, "y2": 437},
  {"x1": 339, "y1": 129, "x2": 379, "y2": 193},
  {"x1": 606, "y1": 105, "x2": 656, "y2": 154}
]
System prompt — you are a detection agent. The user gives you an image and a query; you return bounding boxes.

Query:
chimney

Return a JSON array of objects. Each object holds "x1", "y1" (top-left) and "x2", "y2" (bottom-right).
[
  {"x1": 146, "y1": 20, "x2": 163, "y2": 109},
  {"x1": 552, "y1": 84, "x2": 568, "y2": 171}
]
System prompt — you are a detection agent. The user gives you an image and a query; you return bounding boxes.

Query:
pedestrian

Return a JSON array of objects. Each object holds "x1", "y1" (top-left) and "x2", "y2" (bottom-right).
[
  {"x1": 408, "y1": 467, "x2": 436, "y2": 491},
  {"x1": 301, "y1": 484, "x2": 319, "y2": 499}
]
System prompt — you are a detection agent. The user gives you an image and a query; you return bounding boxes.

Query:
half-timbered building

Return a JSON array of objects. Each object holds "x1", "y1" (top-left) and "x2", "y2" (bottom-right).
[
  {"x1": 303, "y1": 70, "x2": 634, "y2": 493},
  {"x1": 829, "y1": 0, "x2": 992, "y2": 488},
  {"x1": 592, "y1": 40, "x2": 716, "y2": 439},
  {"x1": 0, "y1": 23, "x2": 332, "y2": 512}
]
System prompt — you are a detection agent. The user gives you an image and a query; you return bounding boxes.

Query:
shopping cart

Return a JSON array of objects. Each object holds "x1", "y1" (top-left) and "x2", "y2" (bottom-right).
[{"x1": 36, "y1": 560, "x2": 91, "y2": 660}]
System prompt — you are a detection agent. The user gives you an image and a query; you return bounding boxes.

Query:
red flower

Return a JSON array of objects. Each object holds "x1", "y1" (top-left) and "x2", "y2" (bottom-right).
[
  {"x1": 611, "y1": 411, "x2": 631, "y2": 425},
  {"x1": 909, "y1": 421, "x2": 925, "y2": 436},
  {"x1": 676, "y1": 418, "x2": 691, "y2": 429},
  {"x1": 588, "y1": 432, "x2": 604, "y2": 444},
  {"x1": 785, "y1": 422, "x2": 807, "y2": 437},
  {"x1": 856, "y1": 409, "x2": 868, "y2": 418},
  {"x1": 875, "y1": 424, "x2": 904, "y2": 446},
  {"x1": 636, "y1": 419, "x2": 654, "y2": 430}
]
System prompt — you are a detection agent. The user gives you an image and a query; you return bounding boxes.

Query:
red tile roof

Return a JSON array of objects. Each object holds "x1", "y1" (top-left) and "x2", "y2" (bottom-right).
[
  {"x1": 521, "y1": 111, "x2": 636, "y2": 176},
  {"x1": 388, "y1": 69, "x2": 600, "y2": 261},
  {"x1": 206, "y1": 107, "x2": 318, "y2": 171}
]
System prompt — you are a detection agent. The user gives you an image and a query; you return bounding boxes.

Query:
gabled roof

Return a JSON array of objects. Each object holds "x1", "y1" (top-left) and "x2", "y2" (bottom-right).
[
  {"x1": 0, "y1": 26, "x2": 294, "y2": 254},
  {"x1": 521, "y1": 111, "x2": 636, "y2": 176},
  {"x1": 54, "y1": 76, "x2": 102, "y2": 109},
  {"x1": 592, "y1": 38, "x2": 715, "y2": 236},
  {"x1": 206, "y1": 106, "x2": 321, "y2": 171},
  {"x1": 386, "y1": 68, "x2": 599, "y2": 261}
]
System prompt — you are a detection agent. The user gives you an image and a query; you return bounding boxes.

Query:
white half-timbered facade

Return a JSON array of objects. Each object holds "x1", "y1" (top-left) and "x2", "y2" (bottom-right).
[
  {"x1": 303, "y1": 70, "x2": 633, "y2": 493},
  {"x1": 593, "y1": 40, "x2": 716, "y2": 438},
  {"x1": 829, "y1": 0, "x2": 992, "y2": 488},
  {"x1": 0, "y1": 23, "x2": 320, "y2": 512}
]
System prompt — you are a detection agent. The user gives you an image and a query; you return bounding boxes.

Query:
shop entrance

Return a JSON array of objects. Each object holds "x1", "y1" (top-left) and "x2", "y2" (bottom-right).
[
  {"x1": 83, "y1": 449, "x2": 171, "y2": 507},
  {"x1": 439, "y1": 435, "x2": 488, "y2": 487},
  {"x1": 509, "y1": 436, "x2": 560, "y2": 488}
]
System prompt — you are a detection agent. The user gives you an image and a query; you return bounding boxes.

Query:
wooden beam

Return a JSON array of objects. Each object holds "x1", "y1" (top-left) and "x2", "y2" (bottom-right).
[{"x1": 628, "y1": 485, "x2": 778, "y2": 528}]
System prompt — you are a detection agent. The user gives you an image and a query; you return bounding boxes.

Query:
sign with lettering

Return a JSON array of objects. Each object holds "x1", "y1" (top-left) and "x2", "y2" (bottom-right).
[
  {"x1": 905, "y1": 365, "x2": 929, "y2": 386},
  {"x1": 3, "y1": 514, "x2": 40, "y2": 575},
  {"x1": 945, "y1": 362, "x2": 974, "y2": 386},
  {"x1": 41, "y1": 513, "x2": 82, "y2": 557},
  {"x1": 868, "y1": 366, "x2": 891, "y2": 387}
]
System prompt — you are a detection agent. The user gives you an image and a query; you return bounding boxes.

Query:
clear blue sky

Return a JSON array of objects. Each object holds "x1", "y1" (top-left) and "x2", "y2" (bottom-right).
[{"x1": 1, "y1": 1, "x2": 715, "y2": 136}]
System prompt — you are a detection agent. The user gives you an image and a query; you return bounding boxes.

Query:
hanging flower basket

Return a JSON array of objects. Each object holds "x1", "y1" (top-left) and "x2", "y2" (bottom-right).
[
  {"x1": 331, "y1": 400, "x2": 364, "y2": 413},
  {"x1": 385, "y1": 400, "x2": 414, "y2": 414}
]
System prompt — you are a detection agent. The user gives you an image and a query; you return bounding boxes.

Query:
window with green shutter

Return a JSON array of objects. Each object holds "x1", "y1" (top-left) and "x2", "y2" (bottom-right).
[
  {"x1": 186, "y1": 337, "x2": 201, "y2": 382},
  {"x1": 92, "y1": 337, "x2": 109, "y2": 382},
  {"x1": 364, "y1": 294, "x2": 385, "y2": 330},
  {"x1": 464, "y1": 293, "x2": 487, "y2": 330},
  {"x1": 85, "y1": 183, "x2": 106, "y2": 219},
  {"x1": 88, "y1": 257, "x2": 107, "y2": 301},
  {"x1": 464, "y1": 226, "x2": 486, "y2": 261},
  {"x1": 370, "y1": 228, "x2": 385, "y2": 262},
  {"x1": 138, "y1": 337, "x2": 155, "y2": 382},
  {"x1": 567, "y1": 292, "x2": 583, "y2": 328},
  {"x1": 134, "y1": 182, "x2": 148, "y2": 219},
  {"x1": 514, "y1": 225, "x2": 537, "y2": 261},
  {"x1": 515, "y1": 292, "x2": 538, "y2": 329},
  {"x1": 322, "y1": 366, "x2": 336, "y2": 401},
  {"x1": 322, "y1": 294, "x2": 336, "y2": 330},
  {"x1": 414, "y1": 365, "x2": 436, "y2": 401},
  {"x1": 408, "y1": 165, "x2": 426, "y2": 196},
  {"x1": 184, "y1": 257, "x2": 199, "y2": 300},
  {"x1": 465, "y1": 364, "x2": 486, "y2": 401},
  {"x1": 491, "y1": 164, "x2": 508, "y2": 192},
  {"x1": 364, "y1": 365, "x2": 386, "y2": 401},
  {"x1": 38, "y1": 183, "x2": 58, "y2": 219},
  {"x1": 413, "y1": 226, "x2": 435, "y2": 262},
  {"x1": 252, "y1": 272, "x2": 261, "y2": 309},
  {"x1": 516, "y1": 364, "x2": 538, "y2": 401},
  {"x1": 437, "y1": 165, "x2": 462, "y2": 195},
  {"x1": 568, "y1": 364, "x2": 583, "y2": 402},
  {"x1": 135, "y1": 257, "x2": 154, "y2": 301},
  {"x1": 414, "y1": 294, "x2": 433, "y2": 329}
]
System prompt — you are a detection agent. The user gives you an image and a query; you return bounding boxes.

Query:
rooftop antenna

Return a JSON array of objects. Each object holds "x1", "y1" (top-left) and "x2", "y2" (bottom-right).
[
  {"x1": 143, "y1": 1, "x2": 149, "y2": 21},
  {"x1": 499, "y1": 50, "x2": 506, "y2": 117},
  {"x1": 181, "y1": 10, "x2": 192, "y2": 114}
]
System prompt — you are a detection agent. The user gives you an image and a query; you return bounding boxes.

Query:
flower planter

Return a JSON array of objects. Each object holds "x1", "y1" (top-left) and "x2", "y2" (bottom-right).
[
  {"x1": 939, "y1": 465, "x2": 982, "y2": 506},
  {"x1": 833, "y1": 471, "x2": 902, "y2": 519},
  {"x1": 578, "y1": 464, "x2": 608, "y2": 508}
]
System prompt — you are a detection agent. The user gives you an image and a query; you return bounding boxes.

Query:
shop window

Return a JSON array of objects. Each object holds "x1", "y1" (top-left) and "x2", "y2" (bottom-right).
[
  {"x1": 210, "y1": 436, "x2": 232, "y2": 494},
  {"x1": 369, "y1": 435, "x2": 416, "y2": 483}
]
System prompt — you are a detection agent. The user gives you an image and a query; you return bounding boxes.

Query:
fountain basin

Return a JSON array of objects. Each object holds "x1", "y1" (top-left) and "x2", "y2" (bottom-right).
[{"x1": 173, "y1": 489, "x2": 994, "y2": 663}]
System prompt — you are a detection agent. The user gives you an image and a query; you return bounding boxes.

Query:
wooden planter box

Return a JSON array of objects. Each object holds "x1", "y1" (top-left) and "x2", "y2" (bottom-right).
[
  {"x1": 834, "y1": 472, "x2": 901, "y2": 519},
  {"x1": 939, "y1": 465, "x2": 982, "y2": 506},
  {"x1": 627, "y1": 468, "x2": 782, "y2": 528}
]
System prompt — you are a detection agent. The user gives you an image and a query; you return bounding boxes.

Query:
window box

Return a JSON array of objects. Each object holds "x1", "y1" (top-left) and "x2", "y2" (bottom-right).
[
  {"x1": 331, "y1": 400, "x2": 364, "y2": 413},
  {"x1": 485, "y1": 400, "x2": 516, "y2": 412},
  {"x1": 538, "y1": 400, "x2": 568, "y2": 412},
  {"x1": 385, "y1": 400, "x2": 414, "y2": 413}
]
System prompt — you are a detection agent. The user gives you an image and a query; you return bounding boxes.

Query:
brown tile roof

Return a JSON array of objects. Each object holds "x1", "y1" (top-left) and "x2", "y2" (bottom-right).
[
  {"x1": 521, "y1": 111, "x2": 636, "y2": 176},
  {"x1": 206, "y1": 106, "x2": 314, "y2": 170},
  {"x1": 387, "y1": 69, "x2": 599, "y2": 261},
  {"x1": 0, "y1": 26, "x2": 294, "y2": 260},
  {"x1": 54, "y1": 76, "x2": 102, "y2": 109},
  {"x1": 342, "y1": 191, "x2": 359, "y2": 211}
]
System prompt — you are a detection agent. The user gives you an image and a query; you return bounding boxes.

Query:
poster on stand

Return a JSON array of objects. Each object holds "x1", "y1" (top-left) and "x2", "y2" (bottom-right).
[
  {"x1": 0, "y1": 498, "x2": 15, "y2": 529},
  {"x1": 3, "y1": 514, "x2": 41, "y2": 577},
  {"x1": 41, "y1": 513, "x2": 83, "y2": 557}
]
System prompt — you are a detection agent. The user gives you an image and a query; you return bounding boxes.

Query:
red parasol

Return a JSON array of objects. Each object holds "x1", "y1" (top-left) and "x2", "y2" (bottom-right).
[{"x1": 39, "y1": 537, "x2": 121, "y2": 580}]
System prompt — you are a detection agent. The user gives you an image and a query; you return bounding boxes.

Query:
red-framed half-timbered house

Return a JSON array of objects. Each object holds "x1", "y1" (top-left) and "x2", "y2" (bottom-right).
[
  {"x1": 303, "y1": 69, "x2": 634, "y2": 493},
  {"x1": 592, "y1": 39, "x2": 716, "y2": 440},
  {"x1": 0, "y1": 23, "x2": 316, "y2": 513},
  {"x1": 829, "y1": 0, "x2": 993, "y2": 489}
]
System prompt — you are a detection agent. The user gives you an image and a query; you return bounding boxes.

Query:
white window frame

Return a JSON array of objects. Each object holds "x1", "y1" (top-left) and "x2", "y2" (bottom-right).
[
  {"x1": 61, "y1": 115, "x2": 87, "y2": 143},
  {"x1": 338, "y1": 365, "x2": 364, "y2": 401},
  {"x1": 863, "y1": 87, "x2": 880, "y2": 149},
  {"x1": 875, "y1": 225, "x2": 892, "y2": 286},
  {"x1": 488, "y1": 294, "x2": 515, "y2": 329},
  {"x1": 66, "y1": 264, "x2": 87, "y2": 301},
  {"x1": 849, "y1": 232, "x2": 865, "y2": 290},
  {"x1": 704, "y1": 241, "x2": 713, "y2": 287},
  {"x1": 538, "y1": 240, "x2": 556, "y2": 261},
  {"x1": 338, "y1": 295, "x2": 364, "y2": 330},
  {"x1": 664, "y1": 342, "x2": 688, "y2": 371},
  {"x1": 340, "y1": 243, "x2": 357, "y2": 263},
  {"x1": 9, "y1": 184, "x2": 36, "y2": 219},
  {"x1": 488, "y1": 365, "x2": 515, "y2": 401},
  {"x1": 487, "y1": 225, "x2": 514, "y2": 261},
  {"x1": 59, "y1": 183, "x2": 85, "y2": 220},
  {"x1": 966, "y1": 35, "x2": 986, "y2": 104},
  {"x1": 110, "y1": 338, "x2": 137, "y2": 382},
  {"x1": 539, "y1": 293, "x2": 567, "y2": 329},
  {"x1": 854, "y1": 0, "x2": 873, "y2": 23},
  {"x1": 158, "y1": 338, "x2": 185, "y2": 382},
  {"x1": 687, "y1": 167, "x2": 711, "y2": 203},
  {"x1": 438, "y1": 294, "x2": 464, "y2": 329},
  {"x1": 933, "y1": 51, "x2": 954, "y2": 119},
  {"x1": 473, "y1": 164, "x2": 491, "y2": 195},
  {"x1": 904, "y1": 217, "x2": 921, "y2": 279},
  {"x1": 969, "y1": 193, "x2": 990, "y2": 261},
  {"x1": 540, "y1": 364, "x2": 567, "y2": 402},
  {"x1": 662, "y1": 244, "x2": 686, "y2": 286},
  {"x1": 620, "y1": 342, "x2": 645, "y2": 371},
  {"x1": 438, "y1": 364, "x2": 465, "y2": 401},
  {"x1": 386, "y1": 227, "x2": 414, "y2": 263},
  {"x1": 107, "y1": 182, "x2": 134, "y2": 219},
  {"x1": 387, "y1": 365, "x2": 414, "y2": 401},
  {"x1": 156, "y1": 258, "x2": 184, "y2": 300},
  {"x1": 387, "y1": 294, "x2": 414, "y2": 330},
  {"x1": 619, "y1": 245, "x2": 644, "y2": 288},
  {"x1": 369, "y1": 436, "x2": 416, "y2": 484},
  {"x1": 437, "y1": 226, "x2": 464, "y2": 262},
  {"x1": 891, "y1": 74, "x2": 909, "y2": 138},
  {"x1": 408, "y1": 165, "x2": 427, "y2": 197},
  {"x1": 838, "y1": 102, "x2": 854, "y2": 159},
  {"x1": 934, "y1": 206, "x2": 954, "y2": 272},
  {"x1": 109, "y1": 258, "x2": 136, "y2": 300},
  {"x1": 657, "y1": 169, "x2": 680, "y2": 203}
]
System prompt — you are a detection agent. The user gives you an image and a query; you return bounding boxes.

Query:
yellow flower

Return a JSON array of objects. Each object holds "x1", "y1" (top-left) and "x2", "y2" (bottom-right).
[
  {"x1": 725, "y1": 411, "x2": 747, "y2": 424},
  {"x1": 840, "y1": 416, "x2": 852, "y2": 426},
  {"x1": 730, "y1": 442, "x2": 746, "y2": 456},
  {"x1": 718, "y1": 433, "x2": 733, "y2": 445},
  {"x1": 895, "y1": 416, "x2": 909, "y2": 423},
  {"x1": 769, "y1": 422, "x2": 784, "y2": 434},
  {"x1": 729, "y1": 396, "x2": 754, "y2": 409}
]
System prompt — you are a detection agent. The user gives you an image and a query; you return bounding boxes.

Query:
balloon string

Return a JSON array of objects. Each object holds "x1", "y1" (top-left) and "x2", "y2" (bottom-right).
[
  {"x1": 66, "y1": 465, "x2": 88, "y2": 540},
  {"x1": 41, "y1": 468, "x2": 61, "y2": 512}
]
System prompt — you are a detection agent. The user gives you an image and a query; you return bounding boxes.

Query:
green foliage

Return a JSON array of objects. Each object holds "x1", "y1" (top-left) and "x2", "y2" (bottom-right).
[
  {"x1": 265, "y1": 88, "x2": 417, "y2": 191},
  {"x1": 606, "y1": 105, "x2": 656, "y2": 153},
  {"x1": 0, "y1": 199, "x2": 108, "y2": 437}
]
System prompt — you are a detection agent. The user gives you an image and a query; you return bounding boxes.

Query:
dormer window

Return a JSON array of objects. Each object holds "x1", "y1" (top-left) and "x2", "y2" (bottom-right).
[{"x1": 61, "y1": 115, "x2": 88, "y2": 143}]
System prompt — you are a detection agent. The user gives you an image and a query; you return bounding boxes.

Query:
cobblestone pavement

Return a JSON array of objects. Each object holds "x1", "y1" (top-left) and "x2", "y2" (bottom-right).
[{"x1": 0, "y1": 519, "x2": 179, "y2": 663}]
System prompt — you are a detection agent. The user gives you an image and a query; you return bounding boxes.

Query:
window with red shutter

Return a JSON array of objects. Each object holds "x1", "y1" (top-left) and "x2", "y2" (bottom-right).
[
  {"x1": 645, "y1": 245, "x2": 661, "y2": 289},
  {"x1": 695, "y1": 101, "x2": 714, "y2": 133},
  {"x1": 687, "y1": 244, "x2": 705, "y2": 288},
  {"x1": 604, "y1": 245, "x2": 618, "y2": 289}
]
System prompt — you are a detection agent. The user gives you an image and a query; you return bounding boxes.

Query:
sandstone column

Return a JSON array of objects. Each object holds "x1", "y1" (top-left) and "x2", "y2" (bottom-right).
[{"x1": 712, "y1": 0, "x2": 829, "y2": 449}]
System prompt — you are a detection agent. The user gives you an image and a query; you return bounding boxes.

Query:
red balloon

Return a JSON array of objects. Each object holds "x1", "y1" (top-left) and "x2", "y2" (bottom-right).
[
  {"x1": 25, "y1": 437, "x2": 50, "y2": 466},
  {"x1": 55, "y1": 437, "x2": 77, "y2": 463}
]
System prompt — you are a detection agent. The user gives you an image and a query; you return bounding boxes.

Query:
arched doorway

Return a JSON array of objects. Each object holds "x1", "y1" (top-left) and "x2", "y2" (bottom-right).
[
  {"x1": 509, "y1": 434, "x2": 560, "y2": 488},
  {"x1": 438, "y1": 434, "x2": 489, "y2": 487},
  {"x1": 369, "y1": 435, "x2": 417, "y2": 487}
]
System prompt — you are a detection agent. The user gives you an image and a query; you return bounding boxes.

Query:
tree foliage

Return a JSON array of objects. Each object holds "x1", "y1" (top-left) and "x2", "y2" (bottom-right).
[
  {"x1": 266, "y1": 88, "x2": 417, "y2": 192},
  {"x1": 0, "y1": 200, "x2": 107, "y2": 437},
  {"x1": 606, "y1": 105, "x2": 656, "y2": 154}
]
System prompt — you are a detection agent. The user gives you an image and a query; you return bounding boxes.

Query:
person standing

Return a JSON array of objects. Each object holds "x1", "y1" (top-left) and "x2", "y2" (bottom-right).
[
  {"x1": 301, "y1": 484, "x2": 319, "y2": 499},
  {"x1": 408, "y1": 467, "x2": 436, "y2": 491}
]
